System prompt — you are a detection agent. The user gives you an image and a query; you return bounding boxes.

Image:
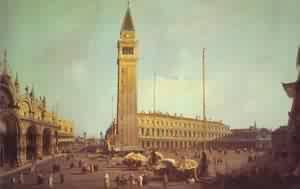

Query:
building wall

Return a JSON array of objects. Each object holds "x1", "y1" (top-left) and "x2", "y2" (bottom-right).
[
  {"x1": 0, "y1": 63, "x2": 74, "y2": 168},
  {"x1": 221, "y1": 127, "x2": 272, "y2": 150},
  {"x1": 272, "y1": 126, "x2": 288, "y2": 159},
  {"x1": 136, "y1": 112, "x2": 231, "y2": 150}
]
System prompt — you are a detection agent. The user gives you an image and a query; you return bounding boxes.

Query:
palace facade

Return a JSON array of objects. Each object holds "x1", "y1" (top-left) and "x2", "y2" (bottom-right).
[
  {"x1": 106, "y1": 112, "x2": 231, "y2": 150},
  {"x1": 0, "y1": 52, "x2": 74, "y2": 168},
  {"x1": 136, "y1": 112, "x2": 230, "y2": 150}
]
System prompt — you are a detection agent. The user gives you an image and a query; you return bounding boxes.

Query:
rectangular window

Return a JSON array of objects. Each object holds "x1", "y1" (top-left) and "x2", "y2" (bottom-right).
[{"x1": 122, "y1": 47, "x2": 134, "y2": 55}]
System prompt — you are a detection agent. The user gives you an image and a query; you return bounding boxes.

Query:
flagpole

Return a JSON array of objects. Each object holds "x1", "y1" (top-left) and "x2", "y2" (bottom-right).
[
  {"x1": 153, "y1": 72, "x2": 156, "y2": 114},
  {"x1": 153, "y1": 72, "x2": 156, "y2": 150},
  {"x1": 202, "y1": 48, "x2": 207, "y2": 151}
]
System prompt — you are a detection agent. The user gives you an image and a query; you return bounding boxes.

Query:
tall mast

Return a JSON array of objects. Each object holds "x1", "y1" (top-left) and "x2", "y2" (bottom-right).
[
  {"x1": 153, "y1": 72, "x2": 156, "y2": 147},
  {"x1": 153, "y1": 72, "x2": 156, "y2": 114},
  {"x1": 202, "y1": 48, "x2": 206, "y2": 121},
  {"x1": 202, "y1": 48, "x2": 207, "y2": 150}
]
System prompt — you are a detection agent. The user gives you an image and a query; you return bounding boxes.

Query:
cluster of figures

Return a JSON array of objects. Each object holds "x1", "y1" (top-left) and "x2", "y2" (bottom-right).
[
  {"x1": 103, "y1": 172, "x2": 173, "y2": 189},
  {"x1": 70, "y1": 159, "x2": 99, "y2": 173},
  {"x1": 8, "y1": 158, "x2": 65, "y2": 188}
]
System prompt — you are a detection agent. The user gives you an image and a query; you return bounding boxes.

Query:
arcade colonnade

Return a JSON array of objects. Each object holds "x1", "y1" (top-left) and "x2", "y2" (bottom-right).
[{"x1": 0, "y1": 112, "x2": 58, "y2": 168}]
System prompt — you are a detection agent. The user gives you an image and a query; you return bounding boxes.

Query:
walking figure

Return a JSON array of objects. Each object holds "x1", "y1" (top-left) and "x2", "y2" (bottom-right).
[{"x1": 19, "y1": 172, "x2": 24, "y2": 184}]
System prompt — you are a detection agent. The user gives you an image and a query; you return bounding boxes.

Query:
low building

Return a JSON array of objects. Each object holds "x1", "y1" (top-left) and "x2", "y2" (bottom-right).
[
  {"x1": 221, "y1": 123, "x2": 272, "y2": 150},
  {"x1": 272, "y1": 126, "x2": 288, "y2": 159}
]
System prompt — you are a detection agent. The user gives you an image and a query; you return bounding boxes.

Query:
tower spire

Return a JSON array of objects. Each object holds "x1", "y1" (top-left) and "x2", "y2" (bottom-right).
[
  {"x1": 2, "y1": 49, "x2": 9, "y2": 76},
  {"x1": 121, "y1": 0, "x2": 135, "y2": 32},
  {"x1": 15, "y1": 72, "x2": 20, "y2": 93}
]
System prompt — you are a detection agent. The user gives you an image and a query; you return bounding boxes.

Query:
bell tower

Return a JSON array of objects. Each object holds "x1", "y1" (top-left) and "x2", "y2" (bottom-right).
[{"x1": 116, "y1": 3, "x2": 139, "y2": 147}]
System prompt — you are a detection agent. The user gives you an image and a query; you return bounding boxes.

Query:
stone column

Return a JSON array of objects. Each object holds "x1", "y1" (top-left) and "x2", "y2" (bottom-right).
[
  {"x1": 36, "y1": 129, "x2": 43, "y2": 159},
  {"x1": 49, "y1": 131, "x2": 55, "y2": 155},
  {"x1": 19, "y1": 129, "x2": 27, "y2": 165}
]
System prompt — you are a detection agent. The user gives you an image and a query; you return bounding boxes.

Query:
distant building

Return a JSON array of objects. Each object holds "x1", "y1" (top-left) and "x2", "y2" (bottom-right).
[
  {"x1": 272, "y1": 126, "x2": 288, "y2": 159},
  {"x1": 221, "y1": 122, "x2": 272, "y2": 150}
]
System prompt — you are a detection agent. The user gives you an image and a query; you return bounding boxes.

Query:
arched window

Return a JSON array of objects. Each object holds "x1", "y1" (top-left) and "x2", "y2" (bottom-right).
[{"x1": 152, "y1": 128, "x2": 155, "y2": 136}]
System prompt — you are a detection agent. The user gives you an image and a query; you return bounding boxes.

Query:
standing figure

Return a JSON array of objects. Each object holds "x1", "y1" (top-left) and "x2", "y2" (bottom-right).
[
  {"x1": 48, "y1": 173, "x2": 53, "y2": 188},
  {"x1": 90, "y1": 164, "x2": 94, "y2": 173},
  {"x1": 128, "y1": 173, "x2": 134, "y2": 187},
  {"x1": 31, "y1": 161, "x2": 36, "y2": 174},
  {"x1": 78, "y1": 160, "x2": 82, "y2": 168},
  {"x1": 10, "y1": 177, "x2": 16, "y2": 184},
  {"x1": 200, "y1": 151, "x2": 208, "y2": 177},
  {"x1": 138, "y1": 174, "x2": 143, "y2": 188},
  {"x1": 19, "y1": 172, "x2": 24, "y2": 184},
  {"x1": 115, "y1": 175, "x2": 120, "y2": 189},
  {"x1": 104, "y1": 173, "x2": 110, "y2": 189},
  {"x1": 163, "y1": 173, "x2": 168, "y2": 189},
  {"x1": 60, "y1": 172, "x2": 65, "y2": 184},
  {"x1": 142, "y1": 173, "x2": 148, "y2": 186}
]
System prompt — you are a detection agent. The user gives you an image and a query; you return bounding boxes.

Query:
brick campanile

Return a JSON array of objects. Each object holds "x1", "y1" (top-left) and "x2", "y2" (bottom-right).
[{"x1": 116, "y1": 5, "x2": 139, "y2": 147}]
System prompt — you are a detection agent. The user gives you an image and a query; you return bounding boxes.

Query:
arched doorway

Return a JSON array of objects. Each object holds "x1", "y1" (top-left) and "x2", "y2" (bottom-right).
[
  {"x1": 43, "y1": 128, "x2": 52, "y2": 155},
  {"x1": 54, "y1": 131, "x2": 58, "y2": 152},
  {"x1": 26, "y1": 126, "x2": 37, "y2": 160},
  {"x1": 0, "y1": 115, "x2": 19, "y2": 168}
]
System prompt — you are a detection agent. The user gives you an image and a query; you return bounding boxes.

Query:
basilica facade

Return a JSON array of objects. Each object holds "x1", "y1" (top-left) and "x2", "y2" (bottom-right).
[
  {"x1": 0, "y1": 52, "x2": 74, "y2": 168},
  {"x1": 105, "y1": 5, "x2": 231, "y2": 150}
]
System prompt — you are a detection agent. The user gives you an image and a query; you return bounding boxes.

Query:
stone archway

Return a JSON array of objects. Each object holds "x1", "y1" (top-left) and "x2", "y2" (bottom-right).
[
  {"x1": 42, "y1": 128, "x2": 52, "y2": 155},
  {"x1": 0, "y1": 114, "x2": 20, "y2": 168},
  {"x1": 55, "y1": 131, "x2": 58, "y2": 146},
  {"x1": 26, "y1": 125, "x2": 37, "y2": 160}
]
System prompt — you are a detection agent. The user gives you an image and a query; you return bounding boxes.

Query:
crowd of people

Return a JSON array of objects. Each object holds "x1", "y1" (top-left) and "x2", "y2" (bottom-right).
[
  {"x1": 4, "y1": 147, "x2": 290, "y2": 189},
  {"x1": 6, "y1": 155, "x2": 67, "y2": 188}
]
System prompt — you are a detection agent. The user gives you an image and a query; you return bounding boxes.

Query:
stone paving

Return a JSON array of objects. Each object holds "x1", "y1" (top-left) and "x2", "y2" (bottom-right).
[{"x1": 0, "y1": 150, "x2": 261, "y2": 189}]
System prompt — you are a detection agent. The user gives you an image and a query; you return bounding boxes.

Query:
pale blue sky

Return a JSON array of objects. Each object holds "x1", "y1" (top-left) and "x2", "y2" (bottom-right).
[{"x1": 0, "y1": 0, "x2": 299, "y2": 137}]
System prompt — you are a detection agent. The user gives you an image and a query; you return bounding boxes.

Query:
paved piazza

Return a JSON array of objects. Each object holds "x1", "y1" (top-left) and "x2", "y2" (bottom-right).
[{"x1": 0, "y1": 150, "x2": 261, "y2": 189}]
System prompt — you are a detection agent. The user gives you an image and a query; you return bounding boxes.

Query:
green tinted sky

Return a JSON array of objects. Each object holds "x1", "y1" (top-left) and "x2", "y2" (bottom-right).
[{"x1": 0, "y1": 0, "x2": 299, "y2": 137}]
